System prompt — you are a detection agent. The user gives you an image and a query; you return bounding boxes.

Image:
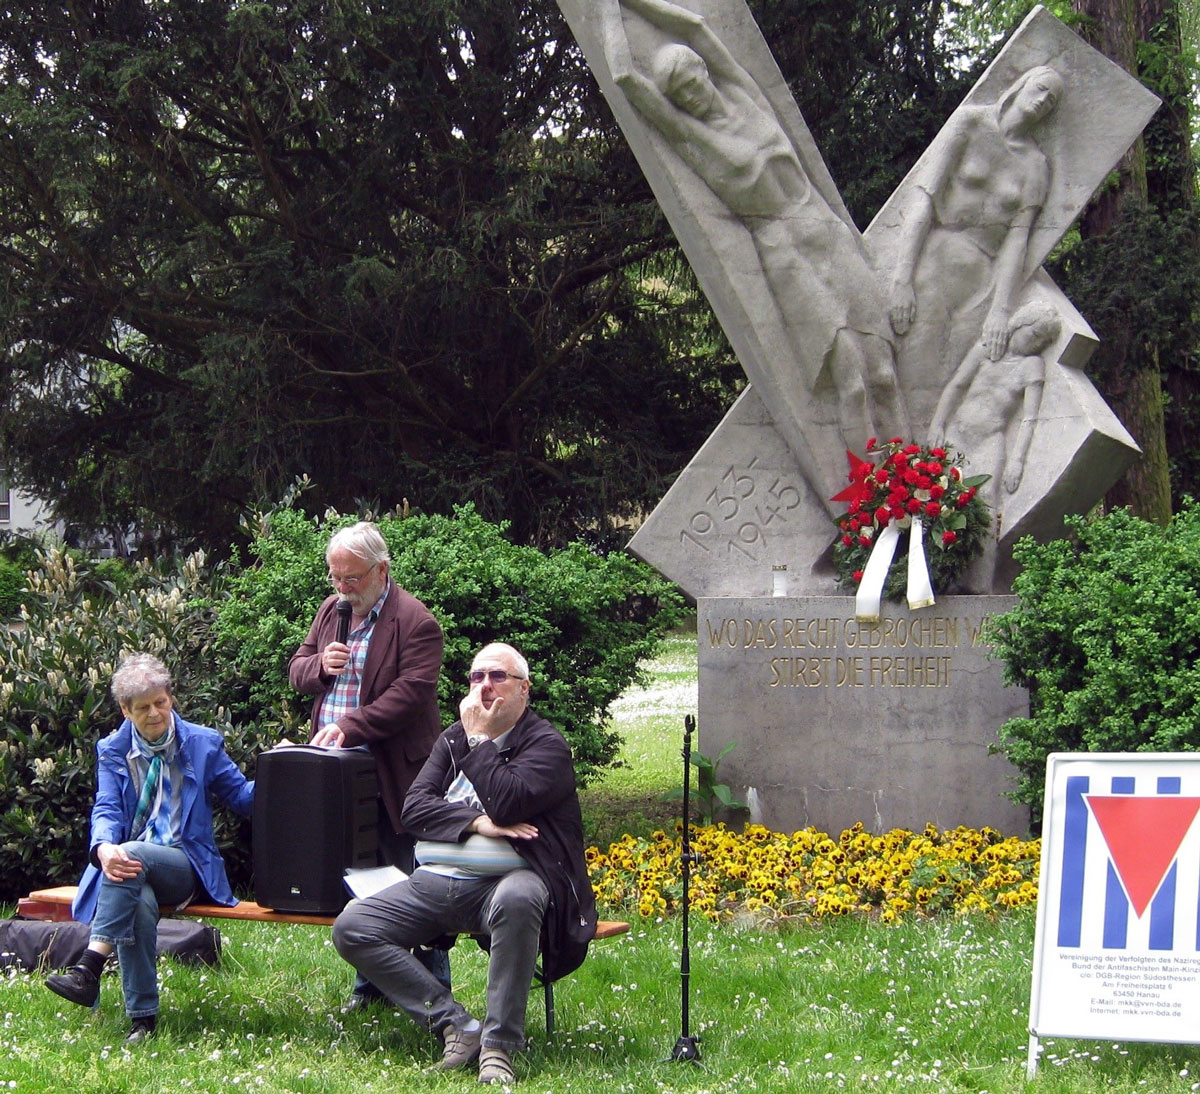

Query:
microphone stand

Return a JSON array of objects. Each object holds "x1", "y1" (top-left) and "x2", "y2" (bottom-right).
[{"x1": 667, "y1": 714, "x2": 702, "y2": 1064}]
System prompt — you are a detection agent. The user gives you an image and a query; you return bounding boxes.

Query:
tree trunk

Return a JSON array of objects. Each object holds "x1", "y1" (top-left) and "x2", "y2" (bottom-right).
[
  {"x1": 1072, "y1": 0, "x2": 1173, "y2": 524},
  {"x1": 1139, "y1": 0, "x2": 1200, "y2": 505}
]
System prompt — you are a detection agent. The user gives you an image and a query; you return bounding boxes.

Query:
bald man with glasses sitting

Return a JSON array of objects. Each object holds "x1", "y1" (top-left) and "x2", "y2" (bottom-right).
[{"x1": 332, "y1": 642, "x2": 597, "y2": 1086}]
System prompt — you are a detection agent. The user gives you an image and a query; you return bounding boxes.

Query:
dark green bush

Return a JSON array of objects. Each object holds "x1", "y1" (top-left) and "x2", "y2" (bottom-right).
[
  {"x1": 988, "y1": 501, "x2": 1200, "y2": 822},
  {"x1": 0, "y1": 556, "x2": 23, "y2": 618},
  {"x1": 0, "y1": 499, "x2": 684, "y2": 904},
  {"x1": 0, "y1": 548, "x2": 257, "y2": 902},
  {"x1": 209, "y1": 494, "x2": 686, "y2": 786},
  {"x1": 0, "y1": 530, "x2": 44, "y2": 618},
  {"x1": 0, "y1": 530, "x2": 45, "y2": 571},
  {"x1": 91, "y1": 556, "x2": 139, "y2": 598}
]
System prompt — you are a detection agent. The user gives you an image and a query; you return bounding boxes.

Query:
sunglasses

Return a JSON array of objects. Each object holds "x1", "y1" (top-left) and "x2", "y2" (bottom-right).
[{"x1": 467, "y1": 669, "x2": 525, "y2": 686}]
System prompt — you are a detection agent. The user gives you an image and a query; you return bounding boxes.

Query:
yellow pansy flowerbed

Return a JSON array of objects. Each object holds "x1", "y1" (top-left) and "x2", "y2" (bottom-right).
[{"x1": 586, "y1": 821, "x2": 1040, "y2": 923}]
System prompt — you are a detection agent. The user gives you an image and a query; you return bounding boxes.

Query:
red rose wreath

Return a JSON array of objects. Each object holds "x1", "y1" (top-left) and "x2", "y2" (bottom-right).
[{"x1": 831, "y1": 438, "x2": 991, "y2": 614}]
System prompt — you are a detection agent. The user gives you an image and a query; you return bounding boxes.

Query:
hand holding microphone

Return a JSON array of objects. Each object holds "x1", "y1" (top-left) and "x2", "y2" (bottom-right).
[{"x1": 321, "y1": 598, "x2": 354, "y2": 676}]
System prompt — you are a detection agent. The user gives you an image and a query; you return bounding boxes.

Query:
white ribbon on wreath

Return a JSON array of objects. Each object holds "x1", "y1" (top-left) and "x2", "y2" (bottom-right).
[{"x1": 854, "y1": 517, "x2": 936, "y2": 623}]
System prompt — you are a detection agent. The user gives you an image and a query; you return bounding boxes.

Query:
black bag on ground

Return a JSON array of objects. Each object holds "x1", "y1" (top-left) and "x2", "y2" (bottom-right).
[{"x1": 0, "y1": 916, "x2": 222, "y2": 971}]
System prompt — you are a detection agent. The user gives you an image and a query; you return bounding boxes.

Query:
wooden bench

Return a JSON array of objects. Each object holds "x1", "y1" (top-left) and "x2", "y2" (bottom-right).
[
  {"x1": 19, "y1": 886, "x2": 629, "y2": 1037},
  {"x1": 19, "y1": 886, "x2": 339, "y2": 927}
]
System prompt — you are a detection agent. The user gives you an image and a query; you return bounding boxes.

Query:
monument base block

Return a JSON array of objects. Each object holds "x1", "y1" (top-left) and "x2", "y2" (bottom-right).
[{"x1": 698, "y1": 595, "x2": 1032, "y2": 837}]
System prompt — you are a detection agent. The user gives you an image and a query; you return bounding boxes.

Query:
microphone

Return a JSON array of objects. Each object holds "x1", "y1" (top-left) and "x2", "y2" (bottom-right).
[{"x1": 336, "y1": 597, "x2": 352, "y2": 645}]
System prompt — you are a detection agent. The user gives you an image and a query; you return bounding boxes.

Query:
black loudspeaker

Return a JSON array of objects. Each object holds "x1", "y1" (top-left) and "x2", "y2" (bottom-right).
[{"x1": 252, "y1": 745, "x2": 379, "y2": 914}]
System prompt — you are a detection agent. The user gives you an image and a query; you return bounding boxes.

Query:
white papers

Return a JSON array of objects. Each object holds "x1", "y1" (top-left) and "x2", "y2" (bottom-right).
[{"x1": 343, "y1": 865, "x2": 407, "y2": 900}]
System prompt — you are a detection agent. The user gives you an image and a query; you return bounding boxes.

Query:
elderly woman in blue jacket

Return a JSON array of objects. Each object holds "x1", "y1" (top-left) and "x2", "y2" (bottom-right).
[{"x1": 45, "y1": 652, "x2": 254, "y2": 1044}]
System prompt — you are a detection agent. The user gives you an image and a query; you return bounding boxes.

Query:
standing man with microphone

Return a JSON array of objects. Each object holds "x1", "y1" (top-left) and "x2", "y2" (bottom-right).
[{"x1": 289, "y1": 520, "x2": 447, "y2": 1009}]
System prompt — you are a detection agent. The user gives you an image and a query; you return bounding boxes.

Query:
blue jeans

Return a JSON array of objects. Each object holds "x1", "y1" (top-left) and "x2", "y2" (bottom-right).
[
  {"x1": 333, "y1": 868, "x2": 549, "y2": 1051},
  {"x1": 88, "y1": 842, "x2": 196, "y2": 1018}
]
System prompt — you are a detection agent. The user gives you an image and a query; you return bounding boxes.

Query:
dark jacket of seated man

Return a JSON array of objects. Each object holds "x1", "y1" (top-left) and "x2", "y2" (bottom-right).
[{"x1": 400, "y1": 705, "x2": 597, "y2": 983}]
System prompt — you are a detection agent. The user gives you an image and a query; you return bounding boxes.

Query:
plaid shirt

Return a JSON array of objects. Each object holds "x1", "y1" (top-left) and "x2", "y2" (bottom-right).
[{"x1": 315, "y1": 585, "x2": 390, "y2": 731}]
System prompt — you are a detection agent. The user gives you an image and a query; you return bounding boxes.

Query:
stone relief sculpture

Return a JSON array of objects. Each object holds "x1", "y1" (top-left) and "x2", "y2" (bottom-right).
[
  {"x1": 887, "y1": 65, "x2": 1064, "y2": 418},
  {"x1": 930, "y1": 299, "x2": 1062, "y2": 586},
  {"x1": 599, "y1": 0, "x2": 910, "y2": 497},
  {"x1": 559, "y1": 0, "x2": 1157, "y2": 600},
  {"x1": 558, "y1": 0, "x2": 1161, "y2": 839}
]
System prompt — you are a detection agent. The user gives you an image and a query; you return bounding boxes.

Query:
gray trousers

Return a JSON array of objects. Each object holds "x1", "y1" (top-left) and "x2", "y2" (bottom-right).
[
  {"x1": 354, "y1": 825, "x2": 451, "y2": 992},
  {"x1": 332, "y1": 867, "x2": 548, "y2": 1052}
]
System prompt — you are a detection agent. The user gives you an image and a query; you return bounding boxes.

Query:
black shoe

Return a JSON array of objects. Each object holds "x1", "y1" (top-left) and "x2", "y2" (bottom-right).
[
  {"x1": 45, "y1": 964, "x2": 100, "y2": 1008},
  {"x1": 341, "y1": 990, "x2": 382, "y2": 1015},
  {"x1": 415, "y1": 945, "x2": 453, "y2": 991},
  {"x1": 125, "y1": 1016, "x2": 157, "y2": 1045}
]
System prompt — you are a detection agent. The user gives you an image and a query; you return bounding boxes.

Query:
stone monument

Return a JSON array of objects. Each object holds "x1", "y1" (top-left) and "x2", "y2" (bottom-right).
[{"x1": 557, "y1": 0, "x2": 1160, "y2": 834}]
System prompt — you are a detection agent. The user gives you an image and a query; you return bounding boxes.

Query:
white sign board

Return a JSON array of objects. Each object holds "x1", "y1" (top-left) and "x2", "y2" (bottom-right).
[{"x1": 1028, "y1": 753, "x2": 1200, "y2": 1076}]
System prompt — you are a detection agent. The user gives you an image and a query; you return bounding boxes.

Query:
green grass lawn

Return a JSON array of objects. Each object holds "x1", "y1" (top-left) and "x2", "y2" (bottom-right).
[
  {"x1": 4, "y1": 621, "x2": 1200, "y2": 1091},
  {"x1": 580, "y1": 625, "x2": 699, "y2": 851},
  {"x1": 5, "y1": 910, "x2": 1199, "y2": 1092}
]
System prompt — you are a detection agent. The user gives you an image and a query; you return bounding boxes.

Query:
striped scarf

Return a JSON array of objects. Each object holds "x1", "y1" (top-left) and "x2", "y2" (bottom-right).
[{"x1": 129, "y1": 718, "x2": 182, "y2": 846}]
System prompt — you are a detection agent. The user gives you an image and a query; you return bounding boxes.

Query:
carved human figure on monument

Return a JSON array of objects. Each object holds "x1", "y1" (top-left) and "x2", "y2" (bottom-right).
[
  {"x1": 887, "y1": 65, "x2": 1064, "y2": 424},
  {"x1": 599, "y1": 0, "x2": 910, "y2": 497},
  {"x1": 930, "y1": 299, "x2": 1062, "y2": 588}
]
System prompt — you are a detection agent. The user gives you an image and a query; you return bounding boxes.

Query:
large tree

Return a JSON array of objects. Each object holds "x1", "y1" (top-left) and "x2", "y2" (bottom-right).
[
  {"x1": 0, "y1": 0, "x2": 740, "y2": 549},
  {"x1": 0, "y1": 0, "x2": 982, "y2": 551},
  {"x1": 1140, "y1": 0, "x2": 1200, "y2": 509},
  {"x1": 1045, "y1": 0, "x2": 1200, "y2": 522}
]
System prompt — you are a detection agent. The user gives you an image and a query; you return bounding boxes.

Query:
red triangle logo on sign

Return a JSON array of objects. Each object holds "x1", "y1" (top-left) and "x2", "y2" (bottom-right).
[{"x1": 1085, "y1": 795, "x2": 1200, "y2": 917}]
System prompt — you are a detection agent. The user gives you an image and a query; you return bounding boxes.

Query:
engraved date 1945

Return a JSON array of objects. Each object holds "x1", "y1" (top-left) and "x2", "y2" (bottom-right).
[{"x1": 680, "y1": 458, "x2": 801, "y2": 560}]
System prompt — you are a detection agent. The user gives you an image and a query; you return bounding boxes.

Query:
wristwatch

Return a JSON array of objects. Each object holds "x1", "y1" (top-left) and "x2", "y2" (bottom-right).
[{"x1": 467, "y1": 733, "x2": 489, "y2": 750}]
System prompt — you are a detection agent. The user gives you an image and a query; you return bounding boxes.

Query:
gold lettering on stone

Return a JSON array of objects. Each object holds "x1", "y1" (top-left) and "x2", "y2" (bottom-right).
[
  {"x1": 717, "y1": 612, "x2": 988, "y2": 688},
  {"x1": 709, "y1": 614, "x2": 970, "y2": 652},
  {"x1": 767, "y1": 655, "x2": 951, "y2": 688}
]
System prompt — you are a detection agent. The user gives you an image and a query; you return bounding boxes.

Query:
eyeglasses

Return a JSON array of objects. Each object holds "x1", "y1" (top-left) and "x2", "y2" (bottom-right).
[
  {"x1": 468, "y1": 669, "x2": 525, "y2": 686},
  {"x1": 328, "y1": 567, "x2": 375, "y2": 588}
]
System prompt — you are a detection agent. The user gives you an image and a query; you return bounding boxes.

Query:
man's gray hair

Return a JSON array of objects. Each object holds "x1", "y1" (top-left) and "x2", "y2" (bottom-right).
[
  {"x1": 111, "y1": 653, "x2": 174, "y2": 706},
  {"x1": 327, "y1": 521, "x2": 390, "y2": 566},
  {"x1": 474, "y1": 642, "x2": 531, "y2": 682}
]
